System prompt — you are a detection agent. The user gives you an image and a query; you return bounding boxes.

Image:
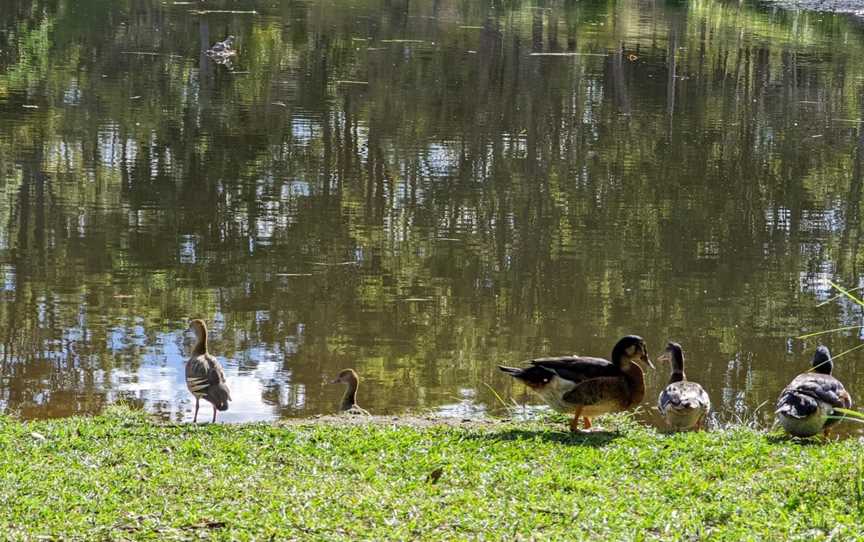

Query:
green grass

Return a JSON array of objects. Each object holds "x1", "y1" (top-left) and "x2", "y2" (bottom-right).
[{"x1": 2, "y1": 407, "x2": 863, "y2": 541}]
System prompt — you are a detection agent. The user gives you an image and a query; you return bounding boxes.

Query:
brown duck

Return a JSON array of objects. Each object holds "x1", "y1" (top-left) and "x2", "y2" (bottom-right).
[
  {"x1": 186, "y1": 319, "x2": 231, "y2": 423},
  {"x1": 499, "y1": 335, "x2": 653, "y2": 432},
  {"x1": 330, "y1": 369, "x2": 369, "y2": 415}
]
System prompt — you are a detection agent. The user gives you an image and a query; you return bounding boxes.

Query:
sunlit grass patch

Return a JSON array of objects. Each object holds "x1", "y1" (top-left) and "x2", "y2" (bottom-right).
[{"x1": 0, "y1": 407, "x2": 862, "y2": 540}]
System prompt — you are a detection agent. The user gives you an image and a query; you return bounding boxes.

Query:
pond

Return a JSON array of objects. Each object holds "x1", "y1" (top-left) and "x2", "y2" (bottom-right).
[{"x1": 1, "y1": 0, "x2": 863, "y2": 429}]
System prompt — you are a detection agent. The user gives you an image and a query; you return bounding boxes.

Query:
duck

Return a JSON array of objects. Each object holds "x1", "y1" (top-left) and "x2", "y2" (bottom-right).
[
  {"x1": 656, "y1": 342, "x2": 710, "y2": 431},
  {"x1": 498, "y1": 335, "x2": 653, "y2": 432},
  {"x1": 205, "y1": 35, "x2": 236, "y2": 58},
  {"x1": 775, "y1": 345, "x2": 852, "y2": 438},
  {"x1": 186, "y1": 319, "x2": 232, "y2": 423},
  {"x1": 330, "y1": 369, "x2": 370, "y2": 415}
]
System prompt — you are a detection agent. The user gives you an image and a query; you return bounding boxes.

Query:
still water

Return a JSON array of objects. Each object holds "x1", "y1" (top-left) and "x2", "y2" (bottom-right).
[{"x1": 1, "y1": 0, "x2": 864, "y2": 428}]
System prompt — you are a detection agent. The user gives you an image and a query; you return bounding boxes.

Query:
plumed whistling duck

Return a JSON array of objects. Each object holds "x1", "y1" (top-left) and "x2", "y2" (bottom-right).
[
  {"x1": 499, "y1": 335, "x2": 653, "y2": 432},
  {"x1": 186, "y1": 319, "x2": 232, "y2": 423},
  {"x1": 657, "y1": 342, "x2": 710, "y2": 431},
  {"x1": 775, "y1": 346, "x2": 852, "y2": 438},
  {"x1": 330, "y1": 369, "x2": 370, "y2": 415}
]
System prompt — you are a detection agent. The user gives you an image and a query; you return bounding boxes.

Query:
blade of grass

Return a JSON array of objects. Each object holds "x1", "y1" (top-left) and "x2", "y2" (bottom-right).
[
  {"x1": 834, "y1": 407, "x2": 864, "y2": 420},
  {"x1": 796, "y1": 325, "x2": 863, "y2": 340},
  {"x1": 818, "y1": 285, "x2": 864, "y2": 306},
  {"x1": 827, "y1": 280, "x2": 864, "y2": 307},
  {"x1": 483, "y1": 382, "x2": 512, "y2": 413}
]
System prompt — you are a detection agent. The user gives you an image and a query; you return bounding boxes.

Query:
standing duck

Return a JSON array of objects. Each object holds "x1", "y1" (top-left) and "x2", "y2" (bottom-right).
[
  {"x1": 657, "y1": 342, "x2": 710, "y2": 431},
  {"x1": 330, "y1": 369, "x2": 369, "y2": 415},
  {"x1": 499, "y1": 335, "x2": 653, "y2": 432},
  {"x1": 776, "y1": 346, "x2": 852, "y2": 438},
  {"x1": 186, "y1": 319, "x2": 231, "y2": 423}
]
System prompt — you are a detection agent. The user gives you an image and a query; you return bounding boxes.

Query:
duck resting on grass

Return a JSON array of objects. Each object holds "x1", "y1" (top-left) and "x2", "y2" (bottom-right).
[
  {"x1": 499, "y1": 335, "x2": 653, "y2": 432},
  {"x1": 775, "y1": 345, "x2": 852, "y2": 438},
  {"x1": 330, "y1": 369, "x2": 370, "y2": 415},
  {"x1": 186, "y1": 319, "x2": 231, "y2": 423},
  {"x1": 657, "y1": 342, "x2": 710, "y2": 431}
]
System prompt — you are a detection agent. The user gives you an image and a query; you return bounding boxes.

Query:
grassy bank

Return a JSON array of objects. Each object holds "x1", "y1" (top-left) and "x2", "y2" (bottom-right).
[{"x1": 2, "y1": 408, "x2": 862, "y2": 541}]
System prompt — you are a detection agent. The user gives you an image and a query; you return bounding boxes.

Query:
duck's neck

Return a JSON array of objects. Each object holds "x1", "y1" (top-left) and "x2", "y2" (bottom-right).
[
  {"x1": 193, "y1": 329, "x2": 209, "y2": 357},
  {"x1": 623, "y1": 362, "x2": 646, "y2": 407},
  {"x1": 668, "y1": 351, "x2": 686, "y2": 384},
  {"x1": 340, "y1": 380, "x2": 358, "y2": 411}
]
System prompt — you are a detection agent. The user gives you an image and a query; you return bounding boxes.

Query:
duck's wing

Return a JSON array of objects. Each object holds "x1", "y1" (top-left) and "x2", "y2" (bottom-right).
[
  {"x1": 530, "y1": 356, "x2": 619, "y2": 384},
  {"x1": 659, "y1": 382, "x2": 710, "y2": 413},
  {"x1": 561, "y1": 376, "x2": 630, "y2": 407},
  {"x1": 205, "y1": 355, "x2": 231, "y2": 410},
  {"x1": 186, "y1": 355, "x2": 210, "y2": 395},
  {"x1": 776, "y1": 374, "x2": 851, "y2": 418},
  {"x1": 186, "y1": 354, "x2": 231, "y2": 410},
  {"x1": 790, "y1": 374, "x2": 851, "y2": 408}
]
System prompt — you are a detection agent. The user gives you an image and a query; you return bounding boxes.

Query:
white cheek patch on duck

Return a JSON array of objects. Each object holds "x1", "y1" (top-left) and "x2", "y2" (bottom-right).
[{"x1": 531, "y1": 375, "x2": 578, "y2": 413}]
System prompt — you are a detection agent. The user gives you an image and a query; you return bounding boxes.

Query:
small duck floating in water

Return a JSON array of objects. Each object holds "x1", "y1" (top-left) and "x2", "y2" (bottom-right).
[
  {"x1": 776, "y1": 345, "x2": 852, "y2": 438},
  {"x1": 205, "y1": 35, "x2": 236, "y2": 64},
  {"x1": 657, "y1": 342, "x2": 710, "y2": 431},
  {"x1": 499, "y1": 335, "x2": 653, "y2": 432},
  {"x1": 186, "y1": 319, "x2": 232, "y2": 423},
  {"x1": 330, "y1": 369, "x2": 370, "y2": 415}
]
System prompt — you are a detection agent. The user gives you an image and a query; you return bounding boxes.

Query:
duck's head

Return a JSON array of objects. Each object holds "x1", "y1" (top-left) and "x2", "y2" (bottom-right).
[
  {"x1": 612, "y1": 335, "x2": 653, "y2": 369},
  {"x1": 224, "y1": 35, "x2": 236, "y2": 46},
  {"x1": 188, "y1": 319, "x2": 208, "y2": 339},
  {"x1": 810, "y1": 345, "x2": 832, "y2": 375},
  {"x1": 656, "y1": 342, "x2": 683, "y2": 365},
  {"x1": 330, "y1": 368, "x2": 360, "y2": 386}
]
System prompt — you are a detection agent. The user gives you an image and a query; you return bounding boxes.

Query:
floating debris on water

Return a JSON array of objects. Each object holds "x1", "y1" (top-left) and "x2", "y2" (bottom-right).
[
  {"x1": 400, "y1": 297, "x2": 434, "y2": 302},
  {"x1": 309, "y1": 261, "x2": 359, "y2": 266},
  {"x1": 275, "y1": 273, "x2": 314, "y2": 277},
  {"x1": 529, "y1": 52, "x2": 607, "y2": 57},
  {"x1": 21, "y1": 104, "x2": 39, "y2": 109},
  {"x1": 271, "y1": 102, "x2": 287, "y2": 108},
  {"x1": 120, "y1": 51, "x2": 161, "y2": 56},
  {"x1": 190, "y1": 10, "x2": 257, "y2": 15},
  {"x1": 459, "y1": 26, "x2": 484, "y2": 29},
  {"x1": 380, "y1": 39, "x2": 429, "y2": 44},
  {"x1": 336, "y1": 80, "x2": 369, "y2": 85}
]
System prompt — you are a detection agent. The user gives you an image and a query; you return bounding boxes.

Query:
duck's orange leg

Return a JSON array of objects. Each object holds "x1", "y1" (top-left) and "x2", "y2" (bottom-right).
[{"x1": 569, "y1": 407, "x2": 583, "y2": 432}]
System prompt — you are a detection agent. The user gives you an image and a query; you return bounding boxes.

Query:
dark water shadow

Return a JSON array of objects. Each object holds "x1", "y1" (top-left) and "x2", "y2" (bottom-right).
[{"x1": 467, "y1": 428, "x2": 621, "y2": 447}]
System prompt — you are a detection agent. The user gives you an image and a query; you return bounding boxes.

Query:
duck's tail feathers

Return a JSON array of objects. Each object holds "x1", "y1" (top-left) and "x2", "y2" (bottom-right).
[
  {"x1": 208, "y1": 383, "x2": 231, "y2": 412},
  {"x1": 498, "y1": 365, "x2": 553, "y2": 385},
  {"x1": 776, "y1": 391, "x2": 817, "y2": 419}
]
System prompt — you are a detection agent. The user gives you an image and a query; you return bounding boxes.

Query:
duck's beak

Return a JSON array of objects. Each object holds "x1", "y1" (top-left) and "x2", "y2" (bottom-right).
[
  {"x1": 329, "y1": 378, "x2": 340, "y2": 384},
  {"x1": 655, "y1": 352, "x2": 671, "y2": 365},
  {"x1": 642, "y1": 354, "x2": 655, "y2": 369}
]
